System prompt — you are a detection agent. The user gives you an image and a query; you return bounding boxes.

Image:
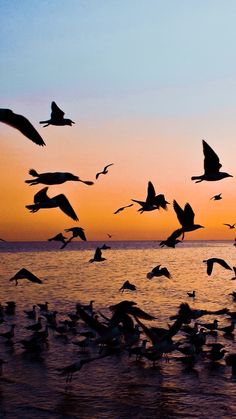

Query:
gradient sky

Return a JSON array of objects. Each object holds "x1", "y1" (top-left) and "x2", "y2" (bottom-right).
[{"x1": 1, "y1": 0, "x2": 236, "y2": 241}]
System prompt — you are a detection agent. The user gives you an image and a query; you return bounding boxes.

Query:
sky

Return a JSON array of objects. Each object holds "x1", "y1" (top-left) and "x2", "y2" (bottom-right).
[{"x1": 1, "y1": 0, "x2": 236, "y2": 241}]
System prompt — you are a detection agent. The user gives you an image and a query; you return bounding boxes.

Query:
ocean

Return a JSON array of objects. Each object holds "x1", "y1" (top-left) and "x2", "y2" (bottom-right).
[{"x1": 0, "y1": 240, "x2": 235, "y2": 418}]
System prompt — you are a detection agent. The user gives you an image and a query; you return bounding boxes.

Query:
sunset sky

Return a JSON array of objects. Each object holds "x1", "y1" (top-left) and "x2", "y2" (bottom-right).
[{"x1": 1, "y1": 1, "x2": 236, "y2": 241}]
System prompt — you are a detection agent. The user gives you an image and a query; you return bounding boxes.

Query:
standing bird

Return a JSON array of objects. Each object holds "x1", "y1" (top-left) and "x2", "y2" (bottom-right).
[
  {"x1": 57, "y1": 358, "x2": 99, "y2": 383},
  {"x1": 171, "y1": 200, "x2": 204, "y2": 240},
  {"x1": 191, "y1": 140, "x2": 232, "y2": 183},
  {"x1": 39, "y1": 101, "x2": 75, "y2": 127},
  {"x1": 26, "y1": 187, "x2": 79, "y2": 221},
  {"x1": 96, "y1": 164, "x2": 114, "y2": 180},
  {"x1": 0, "y1": 108, "x2": 45, "y2": 146},
  {"x1": 223, "y1": 223, "x2": 236, "y2": 229},
  {"x1": 132, "y1": 181, "x2": 169, "y2": 213},
  {"x1": 147, "y1": 265, "x2": 171, "y2": 279},
  {"x1": 203, "y1": 258, "x2": 232, "y2": 276},
  {"x1": 25, "y1": 169, "x2": 94, "y2": 186},
  {"x1": 64, "y1": 227, "x2": 87, "y2": 241},
  {"x1": 211, "y1": 193, "x2": 222, "y2": 201},
  {"x1": 9, "y1": 268, "x2": 43, "y2": 285},
  {"x1": 114, "y1": 203, "x2": 134, "y2": 215},
  {"x1": 89, "y1": 247, "x2": 106, "y2": 263}
]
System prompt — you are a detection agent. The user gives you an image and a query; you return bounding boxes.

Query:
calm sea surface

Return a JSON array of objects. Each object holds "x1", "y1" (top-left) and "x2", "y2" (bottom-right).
[{"x1": 0, "y1": 240, "x2": 235, "y2": 419}]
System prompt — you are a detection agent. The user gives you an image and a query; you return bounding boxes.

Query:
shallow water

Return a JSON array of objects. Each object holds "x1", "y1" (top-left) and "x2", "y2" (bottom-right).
[{"x1": 0, "y1": 240, "x2": 235, "y2": 418}]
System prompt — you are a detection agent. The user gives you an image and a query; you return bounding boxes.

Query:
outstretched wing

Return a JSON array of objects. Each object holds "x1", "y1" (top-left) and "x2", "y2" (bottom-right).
[
  {"x1": 95, "y1": 171, "x2": 102, "y2": 179},
  {"x1": 146, "y1": 181, "x2": 156, "y2": 203},
  {"x1": 183, "y1": 203, "x2": 195, "y2": 225},
  {"x1": 56, "y1": 194, "x2": 79, "y2": 221},
  {"x1": 34, "y1": 187, "x2": 49, "y2": 203},
  {"x1": 202, "y1": 140, "x2": 221, "y2": 175},
  {"x1": 10, "y1": 268, "x2": 42, "y2": 284},
  {"x1": 51, "y1": 101, "x2": 64, "y2": 120},
  {"x1": 215, "y1": 258, "x2": 232, "y2": 271},
  {"x1": 94, "y1": 247, "x2": 102, "y2": 259},
  {"x1": 104, "y1": 163, "x2": 114, "y2": 171},
  {"x1": 173, "y1": 200, "x2": 185, "y2": 227},
  {"x1": 0, "y1": 109, "x2": 45, "y2": 146}
]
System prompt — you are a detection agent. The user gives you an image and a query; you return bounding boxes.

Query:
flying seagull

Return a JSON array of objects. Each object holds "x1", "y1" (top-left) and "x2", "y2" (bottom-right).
[
  {"x1": 191, "y1": 140, "x2": 232, "y2": 183},
  {"x1": 25, "y1": 169, "x2": 94, "y2": 186},
  {"x1": 39, "y1": 101, "x2": 75, "y2": 127},
  {"x1": 119, "y1": 280, "x2": 137, "y2": 292},
  {"x1": 211, "y1": 193, "x2": 222, "y2": 201},
  {"x1": 171, "y1": 200, "x2": 204, "y2": 240},
  {"x1": 132, "y1": 181, "x2": 169, "y2": 213},
  {"x1": 147, "y1": 265, "x2": 171, "y2": 279},
  {"x1": 114, "y1": 203, "x2": 134, "y2": 214},
  {"x1": 9, "y1": 268, "x2": 43, "y2": 285},
  {"x1": 223, "y1": 223, "x2": 236, "y2": 229},
  {"x1": 203, "y1": 258, "x2": 232, "y2": 276},
  {"x1": 0, "y1": 108, "x2": 45, "y2": 146},
  {"x1": 89, "y1": 247, "x2": 106, "y2": 263},
  {"x1": 159, "y1": 229, "x2": 182, "y2": 248},
  {"x1": 48, "y1": 233, "x2": 68, "y2": 249},
  {"x1": 64, "y1": 227, "x2": 87, "y2": 241},
  {"x1": 95, "y1": 164, "x2": 114, "y2": 180},
  {"x1": 26, "y1": 187, "x2": 79, "y2": 221}
]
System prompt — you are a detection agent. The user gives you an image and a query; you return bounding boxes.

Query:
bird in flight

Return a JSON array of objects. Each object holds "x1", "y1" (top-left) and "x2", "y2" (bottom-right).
[
  {"x1": 9, "y1": 268, "x2": 43, "y2": 285},
  {"x1": 26, "y1": 187, "x2": 79, "y2": 221},
  {"x1": 39, "y1": 101, "x2": 75, "y2": 127},
  {"x1": 191, "y1": 140, "x2": 232, "y2": 183},
  {"x1": 64, "y1": 227, "x2": 87, "y2": 241},
  {"x1": 171, "y1": 200, "x2": 204, "y2": 240},
  {"x1": 95, "y1": 164, "x2": 114, "y2": 180},
  {"x1": 119, "y1": 280, "x2": 137, "y2": 292},
  {"x1": 223, "y1": 223, "x2": 236, "y2": 229},
  {"x1": 203, "y1": 258, "x2": 232, "y2": 276},
  {"x1": 48, "y1": 233, "x2": 68, "y2": 249},
  {"x1": 159, "y1": 229, "x2": 182, "y2": 248},
  {"x1": 146, "y1": 265, "x2": 171, "y2": 279},
  {"x1": 211, "y1": 193, "x2": 222, "y2": 201},
  {"x1": 89, "y1": 247, "x2": 106, "y2": 263},
  {"x1": 25, "y1": 169, "x2": 94, "y2": 186},
  {"x1": 0, "y1": 108, "x2": 45, "y2": 146},
  {"x1": 114, "y1": 203, "x2": 134, "y2": 215},
  {"x1": 132, "y1": 181, "x2": 169, "y2": 213}
]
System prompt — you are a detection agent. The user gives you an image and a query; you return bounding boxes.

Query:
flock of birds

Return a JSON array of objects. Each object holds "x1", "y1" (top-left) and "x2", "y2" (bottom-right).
[{"x1": 0, "y1": 102, "x2": 236, "y2": 386}]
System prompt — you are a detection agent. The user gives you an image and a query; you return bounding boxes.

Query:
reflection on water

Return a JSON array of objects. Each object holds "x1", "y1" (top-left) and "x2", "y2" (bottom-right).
[{"x1": 0, "y1": 241, "x2": 235, "y2": 418}]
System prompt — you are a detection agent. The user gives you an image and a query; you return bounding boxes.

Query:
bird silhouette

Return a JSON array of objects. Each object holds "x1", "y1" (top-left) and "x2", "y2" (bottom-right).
[
  {"x1": 25, "y1": 169, "x2": 94, "y2": 186},
  {"x1": 89, "y1": 247, "x2": 106, "y2": 263},
  {"x1": 39, "y1": 101, "x2": 75, "y2": 127},
  {"x1": 159, "y1": 229, "x2": 182, "y2": 248},
  {"x1": 203, "y1": 258, "x2": 232, "y2": 276},
  {"x1": 57, "y1": 357, "x2": 101, "y2": 383},
  {"x1": 9, "y1": 268, "x2": 43, "y2": 285},
  {"x1": 231, "y1": 267, "x2": 236, "y2": 280},
  {"x1": 114, "y1": 203, "x2": 134, "y2": 214},
  {"x1": 48, "y1": 233, "x2": 67, "y2": 248},
  {"x1": 191, "y1": 140, "x2": 232, "y2": 183},
  {"x1": 119, "y1": 280, "x2": 137, "y2": 292},
  {"x1": 96, "y1": 164, "x2": 114, "y2": 180},
  {"x1": 211, "y1": 193, "x2": 222, "y2": 201},
  {"x1": 26, "y1": 187, "x2": 78, "y2": 221},
  {"x1": 171, "y1": 200, "x2": 204, "y2": 240},
  {"x1": 187, "y1": 291, "x2": 196, "y2": 298},
  {"x1": 223, "y1": 223, "x2": 236, "y2": 229},
  {"x1": 147, "y1": 265, "x2": 171, "y2": 279},
  {"x1": 132, "y1": 181, "x2": 169, "y2": 213},
  {"x1": 0, "y1": 108, "x2": 45, "y2": 146},
  {"x1": 64, "y1": 227, "x2": 87, "y2": 241}
]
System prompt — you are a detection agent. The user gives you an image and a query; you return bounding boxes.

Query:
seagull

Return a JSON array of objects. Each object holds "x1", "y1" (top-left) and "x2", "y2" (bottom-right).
[
  {"x1": 119, "y1": 280, "x2": 137, "y2": 292},
  {"x1": 57, "y1": 358, "x2": 99, "y2": 383},
  {"x1": 89, "y1": 247, "x2": 106, "y2": 263},
  {"x1": 25, "y1": 169, "x2": 94, "y2": 186},
  {"x1": 147, "y1": 265, "x2": 171, "y2": 279},
  {"x1": 64, "y1": 227, "x2": 87, "y2": 241},
  {"x1": 9, "y1": 268, "x2": 43, "y2": 285},
  {"x1": 96, "y1": 164, "x2": 114, "y2": 180},
  {"x1": 48, "y1": 233, "x2": 68, "y2": 248},
  {"x1": 171, "y1": 200, "x2": 204, "y2": 240},
  {"x1": 26, "y1": 187, "x2": 79, "y2": 221},
  {"x1": 211, "y1": 193, "x2": 222, "y2": 201},
  {"x1": 203, "y1": 258, "x2": 232, "y2": 276},
  {"x1": 132, "y1": 181, "x2": 169, "y2": 213},
  {"x1": 39, "y1": 101, "x2": 75, "y2": 127},
  {"x1": 114, "y1": 203, "x2": 134, "y2": 214},
  {"x1": 159, "y1": 230, "x2": 182, "y2": 248},
  {"x1": 223, "y1": 223, "x2": 236, "y2": 229},
  {"x1": 191, "y1": 140, "x2": 232, "y2": 183},
  {"x1": 0, "y1": 108, "x2": 45, "y2": 146}
]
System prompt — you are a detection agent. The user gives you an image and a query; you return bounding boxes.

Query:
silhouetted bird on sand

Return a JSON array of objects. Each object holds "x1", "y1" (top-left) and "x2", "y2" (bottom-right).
[
  {"x1": 25, "y1": 169, "x2": 94, "y2": 186},
  {"x1": 203, "y1": 258, "x2": 232, "y2": 276},
  {"x1": 26, "y1": 187, "x2": 78, "y2": 221},
  {"x1": 171, "y1": 200, "x2": 204, "y2": 240},
  {"x1": 39, "y1": 101, "x2": 75, "y2": 127},
  {"x1": 48, "y1": 233, "x2": 67, "y2": 248},
  {"x1": 96, "y1": 164, "x2": 114, "y2": 179},
  {"x1": 114, "y1": 203, "x2": 134, "y2": 214},
  {"x1": 191, "y1": 140, "x2": 232, "y2": 183},
  {"x1": 89, "y1": 247, "x2": 106, "y2": 263},
  {"x1": 147, "y1": 265, "x2": 171, "y2": 279},
  {"x1": 9, "y1": 268, "x2": 43, "y2": 285},
  {"x1": 119, "y1": 280, "x2": 137, "y2": 292},
  {"x1": 64, "y1": 227, "x2": 87, "y2": 241},
  {"x1": 57, "y1": 357, "x2": 100, "y2": 383},
  {"x1": 211, "y1": 193, "x2": 222, "y2": 201},
  {"x1": 223, "y1": 223, "x2": 236, "y2": 229},
  {"x1": 132, "y1": 181, "x2": 169, "y2": 213},
  {"x1": 0, "y1": 108, "x2": 45, "y2": 146}
]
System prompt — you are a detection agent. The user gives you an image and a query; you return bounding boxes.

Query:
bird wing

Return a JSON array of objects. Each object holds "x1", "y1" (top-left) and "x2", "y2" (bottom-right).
[
  {"x1": 161, "y1": 267, "x2": 171, "y2": 278},
  {"x1": 0, "y1": 109, "x2": 45, "y2": 146},
  {"x1": 51, "y1": 101, "x2": 64, "y2": 120},
  {"x1": 104, "y1": 163, "x2": 114, "y2": 171},
  {"x1": 94, "y1": 247, "x2": 102, "y2": 259},
  {"x1": 34, "y1": 187, "x2": 50, "y2": 203},
  {"x1": 183, "y1": 203, "x2": 195, "y2": 225},
  {"x1": 146, "y1": 181, "x2": 156, "y2": 203},
  {"x1": 223, "y1": 224, "x2": 231, "y2": 227},
  {"x1": 215, "y1": 258, "x2": 232, "y2": 271},
  {"x1": 10, "y1": 268, "x2": 42, "y2": 283},
  {"x1": 173, "y1": 200, "x2": 185, "y2": 226},
  {"x1": 95, "y1": 171, "x2": 102, "y2": 179},
  {"x1": 56, "y1": 194, "x2": 79, "y2": 221},
  {"x1": 205, "y1": 260, "x2": 214, "y2": 276},
  {"x1": 202, "y1": 140, "x2": 222, "y2": 175},
  {"x1": 75, "y1": 228, "x2": 86, "y2": 241},
  {"x1": 131, "y1": 199, "x2": 145, "y2": 206}
]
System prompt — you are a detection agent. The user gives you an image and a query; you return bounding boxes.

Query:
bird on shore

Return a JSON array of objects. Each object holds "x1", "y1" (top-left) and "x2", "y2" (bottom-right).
[
  {"x1": 64, "y1": 227, "x2": 87, "y2": 241},
  {"x1": 171, "y1": 200, "x2": 204, "y2": 240},
  {"x1": 89, "y1": 247, "x2": 106, "y2": 263},
  {"x1": 211, "y1": 193, "x2": 222, "y2": 201},
  {"x1": 132, "y1": 181, "x2": 169, "y2": 213},
  {"x1": 25, "y1": 169, "x2": 94, "y2": 186},
  {"x1": 119, "y1": 280, "x2": 137, "y2": 292},
  {"x1": 203, "y1": 258, "x2": 232, "y2": 276},
  {"x1": 57, "y1": 357, "x2": 99, "y2": 383},
  {"x1": 0, "y1": 108, "x2": 45, "y2": 146},
  {"x1": 96, "y1": 164, "x2": 114, "y2": 180},
  {"x1": 39, "y1": 101, "x2": 75, "y2": 127},
  {"x1": 26, "y1": 187, "x2": 79, "y2": 221},
  {"x1": 114, "y1": 203, "x2": 133, "y2": 215},
  {"x1": 223, "y1": 223, "x2": 236, "y2": 229},
  {"x1": 9, "y1": 268, "x2": 43, "y2": 285},
  {"x1": 191, "y1": 140, "x2": 232, "y2": 183},
  {"x1": 147, "y1": 265, "x2": 171, "y2": 279}
]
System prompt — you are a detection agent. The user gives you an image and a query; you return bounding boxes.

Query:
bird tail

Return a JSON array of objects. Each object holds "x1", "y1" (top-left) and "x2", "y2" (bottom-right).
[
  {"x1": 25, "y1": 204, "x2": 40, "y2": 213},
  {"x1": 28, "y1": 169, "x2": 39, "y2": 177}
]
